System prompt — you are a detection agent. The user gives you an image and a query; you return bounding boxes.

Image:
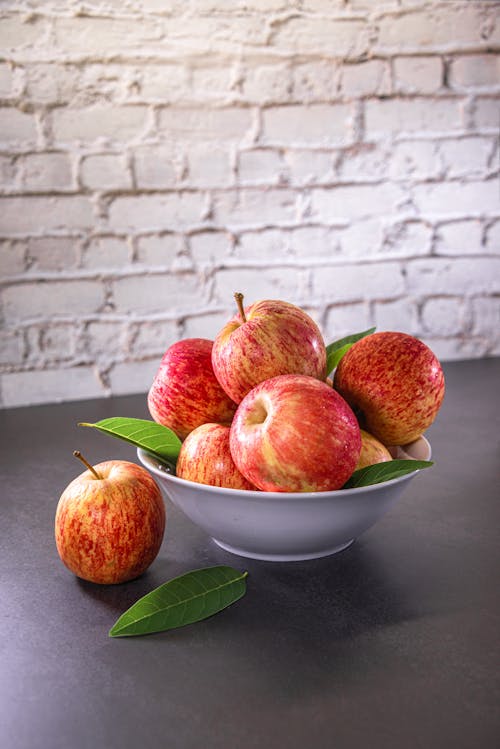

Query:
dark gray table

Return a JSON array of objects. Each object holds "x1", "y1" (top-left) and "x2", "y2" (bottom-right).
[{"x1": 1, "y1": 358, "x2": 499, "y2": 749}]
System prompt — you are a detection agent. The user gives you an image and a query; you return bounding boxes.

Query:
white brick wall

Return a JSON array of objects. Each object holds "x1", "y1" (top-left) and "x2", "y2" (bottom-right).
[{"x1": 0, "y1": 0, "x2": 499, "y2": 408}]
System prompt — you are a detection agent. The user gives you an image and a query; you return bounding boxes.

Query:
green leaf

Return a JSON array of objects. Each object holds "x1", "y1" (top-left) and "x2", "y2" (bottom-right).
[
  {"x1": 79, "y1": 417, "x2": 181, "y2": 464},
  {"x1": 343, "y1": 459, "x2": 434, "y2": 489},
  {"x1": 109, "y1": 566, "x2": 248, "y2": 637},
  {"x1": 326, "y1": 327, "x2": 376, "y2": 374}
]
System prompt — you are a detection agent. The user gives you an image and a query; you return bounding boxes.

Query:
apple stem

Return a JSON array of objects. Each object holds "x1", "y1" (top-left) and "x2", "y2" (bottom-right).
[
  {"x1": 234, "y1": 292, "x2": 247, "y2": 323},
  {"x1": 73, "y1": 450, "x2": 102, "y2": 480}
]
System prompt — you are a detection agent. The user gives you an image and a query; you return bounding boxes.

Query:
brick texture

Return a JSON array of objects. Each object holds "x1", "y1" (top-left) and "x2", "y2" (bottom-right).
[{"x1": 0, "y1": 0, "x2": 499, "y2": 407}]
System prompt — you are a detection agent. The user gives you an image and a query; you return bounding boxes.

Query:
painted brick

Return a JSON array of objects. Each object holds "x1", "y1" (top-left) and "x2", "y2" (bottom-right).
[
  {"x1": 0, "y1": 16, "x2": 44, "y2": 51},
  {"x1": 0, "y1": 155, "x2": 16, "y2": 189},
  {"x1": 373, "y1": 298, "x2": 419, "y2": 335},
  {"x1": 131, "y1": 321, "x2": 178, "y2": 356},
  {"x1": 473, "y1": 98, "x2": 500, "y2": 130},
  {"x1": 52, "y1": 17, "x2": 162, "y2": 55},
  {"x1": 311, "y1": 184, "x2": 403, "y2": 222},
  {"x1": 83, "y1": 321, "x2": 128, "y2": 358},
  {"x1": 0, "y1": 64, "x2": 14, "y2": 97},
  {"x1": 0, "y1": 196, "x2": 94, "y2": 234},
  {"x1": 26, "y1": 237, "x2": 80, "y2": 272},
  {"x1": 1, "y1": 367, "x2": 104, "y2": 408},
  {"x1": 325, "y1": 302, "x2": 372, "y2": 341},
  {"x1": 421, "y1": 296, "x2": 466, "y2": 336},
  {"x1": 485, "y1": 221, "x2": 500, "y2": 254},
  {"x1": 340, "y1": 61, "x2": 391, "y2": 98},
  {"x1": 393, "y1": 56, "x2": 442, "y2": 95},
  {"x1": 291, "y1": 62, "x2": 337, "y2": 104},
  {"x1": 82, "y1": 237, "x2": 131, "y2": 269},
  {"x1": 290, "y1": 226, "x2": 338, "y2": 258},
  {"x1": 242, "y1": 64, "x2": 292, "y2": 105},
  {"x1": 1, "y1": 240, "x2": 26, "y2": 276},
  {"x1": 133, "y1": 145, "x2": 180, "y2": 190},
  {"x1": 272, "y1": 17, "x2": 368, "y2": 59},
  {"x1": 338, "y1": 144, "x2": 389, "y2": 182},
  {"x1": 80, "y1": 154, "x2": 131, "y2": 190},
  {"x1": 112, "y1": 273, "x2": 204, "y2": 314},
  {"x1": 312, "y1": 262, "x2": 405, "y2": 303},
  {"x1": 375, "y1": 5, "x2": 498, "y2": 51},
  {"x1": 238, "y1": 149, "x2": 286, "y2": 186},
  {"x1": 132, "y1": 64, "x2": 188, "y2": 102},
  {"x1": 186, "y1": 145, "x2": 234, "y2": 188},
  {"x1": 0, "y1": 108, "x2": 37, "y2": 144},
  {"x1": 108, "y1": 193, "x2": 207, "y2": 232},
  {"x1": 235, "y1": 229, "x2": 290, "y2": 262},
  {"x1": 52, "y1": 106, "x2": 147, "y2": 144},
  {"x1": 450, "y1": 55, "x2": 500, "y2": 89},
  {"x1": 107, "y1": 359, "x2": 160, "y2": 397},
  {"x1": 0, "y1": 329, "x2": 24, "y2": 366},
  {"x1": 471, "y1": 297, "x2": 500, "y2": 343},
  {"x1": 286, "y1": 150, "x2": 335, "y2": 186},
  {"x1": 213, "y1": 267, "x2": 306, "y2": 305},
  {"x1": 365, "y1": 98, "x2": 461, "y2": 136},
  {"x1": 2, "y1": 280, "x2": 105, "y2": 322},
  {"x1": 389, "y1": 140, "x2": 441, "y2": 180},
  {"x1": 412, "y1": 180, "x2": 499, "y2": 217},
  {"x1": 438, "y1": 137, "x2": 494, "y2": 179},
  {"x1": 20, "y1": 153, "x2": 73, "y2": 191},
  {"x1": 339, "y1": 220, "x2": 384, "y2": 257},
  {"x1": 261, "y1": 104, "x2": 353, "y2": 147},
  {"x1": 212, "y1": 188, "x2": 297, "y2": 228},
  {"x1": 136, "y1": 234, "x2": 186, "y2": 266},
  {"x1": 435, "y1": 220, "x2": 484, "y2": 256},
  {"x1": 406, "y1": 258, "x2": 500, "y2": 296},
  {"x1": 189, "y1": 231, "x2": 232, "y2": 265},
  {"x1": 31, "y1": 323, "x2": 76, "y2": 363},
  {"x1": 382, "y1": 221, "x2": 432, "y2": 256},
  {"x1": 157, "y1": 107, "x2": 252, "y2": 142}
]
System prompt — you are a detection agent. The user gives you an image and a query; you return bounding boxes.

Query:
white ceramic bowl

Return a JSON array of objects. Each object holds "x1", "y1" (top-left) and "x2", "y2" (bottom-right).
[{"x1": 137, "y1": 436, "x2": 431, "y2": 562}]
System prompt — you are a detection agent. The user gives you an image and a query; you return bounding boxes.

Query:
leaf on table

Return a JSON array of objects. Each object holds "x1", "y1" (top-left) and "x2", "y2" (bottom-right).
[
  {"x1": 109, "y1": 566, "x2": 248, "y2": 637},
  {"x1": 78, "y1": 417, "x2": 181, "y2": 464},
  {"x1": 343, "y1": 459, "x2": 434, "y2": 489},
  {"x1": 326, "y1": 327, "x2": 376, "y2": 375}
]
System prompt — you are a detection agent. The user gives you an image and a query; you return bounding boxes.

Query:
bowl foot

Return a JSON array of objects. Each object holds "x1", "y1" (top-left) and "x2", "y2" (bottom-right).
[{"x1": 211, "y1": 538, "x2": 355, "y2": 562}]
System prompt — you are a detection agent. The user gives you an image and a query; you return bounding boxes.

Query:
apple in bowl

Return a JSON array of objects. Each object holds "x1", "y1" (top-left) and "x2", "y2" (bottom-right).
[{"x1": 212, "y1": 294, "x2": 327, "y2": 404}]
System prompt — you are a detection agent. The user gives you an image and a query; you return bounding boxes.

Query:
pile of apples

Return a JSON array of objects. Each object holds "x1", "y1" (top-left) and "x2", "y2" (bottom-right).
[{"x1": 148, "y1": 294, "x2": 446, "y2": 494}]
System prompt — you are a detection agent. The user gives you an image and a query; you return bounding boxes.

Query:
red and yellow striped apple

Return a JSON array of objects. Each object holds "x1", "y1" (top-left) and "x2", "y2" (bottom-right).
[
  {"x1": 334, "y1": 331, "x2": 445, "y2": 446},
  {"x1": 356, "y1": 429, "x2": 392, "y2": 470},
  {"x1": 148, "y1": 338, "x2": 237, "y2": 440},
  {"x1": 176, "y1": 423, "x2": 256, "y2": 490},
  {"x1": 55, "y1": 454, "x2": 165, "y2": 584},
  {"x1": 212, "y1": 294, "x2": 327, "y2": 404},
  {"x1": 229, "y1": 374, "x2": 361, "y2": 492}
]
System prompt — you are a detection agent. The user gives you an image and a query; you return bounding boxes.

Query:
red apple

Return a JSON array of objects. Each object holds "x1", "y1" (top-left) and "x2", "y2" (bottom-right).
[
  {"x1": 334, "y1": 331, "x2": 445, "y2": 446},
  {"x1": 212, "y1": 293, "x2": 327, "y2": 404},
  {"x1": 148, "y1": 338, "x2": 237, "y2": 440},
  {"x1": 55, "y1": 453, "x2": 166, "y2": 584},
  {"x1": 229, "y1": 374, "x2": 361, "y2": 492},
  {"x1": 176, "y1": 423, "x2": 256, "y2": 490},
  {"x1": 356, "y1": 429, "x2": 392, "y2": 470}
]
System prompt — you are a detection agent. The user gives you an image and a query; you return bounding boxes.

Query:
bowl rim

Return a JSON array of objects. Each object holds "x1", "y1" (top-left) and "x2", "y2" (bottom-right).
[{"x1": 137, "y1": 435, "x2": 431, "y2": 501}]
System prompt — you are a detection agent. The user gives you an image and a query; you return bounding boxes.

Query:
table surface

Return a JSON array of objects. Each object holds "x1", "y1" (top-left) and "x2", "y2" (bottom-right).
[{"x1": 1, "y1": 357, "x2": 499, "y2": 749}]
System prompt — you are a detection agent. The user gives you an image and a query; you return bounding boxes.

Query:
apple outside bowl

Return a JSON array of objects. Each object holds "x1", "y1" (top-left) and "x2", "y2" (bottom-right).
[{"x1": 137, "y1": 436, "x2": 431, "y2": 563}]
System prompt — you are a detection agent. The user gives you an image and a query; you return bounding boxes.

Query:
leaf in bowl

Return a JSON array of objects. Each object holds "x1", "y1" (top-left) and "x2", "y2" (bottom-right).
[
  {"x1": 343, "y1": 459, "x2": 434, "y2": 489},
  {"x1": 109, "y1": 565, "x2": 248, "y2": 637},
  {"x1": 79, "y1": 417, "x2": 181, "y2": 465},
  {"x1": 326, "y1": 327, "x2": 376, "y2": 375}
]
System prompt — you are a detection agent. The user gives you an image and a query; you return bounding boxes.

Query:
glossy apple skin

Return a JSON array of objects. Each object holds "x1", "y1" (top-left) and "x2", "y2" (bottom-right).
[
  {"x1": 148, "y1": 338, "x2": 237, "y2": 440},
  {"x1": 334, "y1": 332, "x2": 445, "y2": 446},
  {"x1": 176, "y1": 423, "x2": 256, "y2": 490},
  {"x1": 229, "y1": 374, "x2": 361, "y2": 492},
  {"x1": 55, "y1": 461, "x2": 165, "y2": 584},
  {"x1": 356, "y1": 429, "x2": 392, "y2": 470},
  {"x1": 212, "y1": 300, "x2": 327, "y2": 403}
]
